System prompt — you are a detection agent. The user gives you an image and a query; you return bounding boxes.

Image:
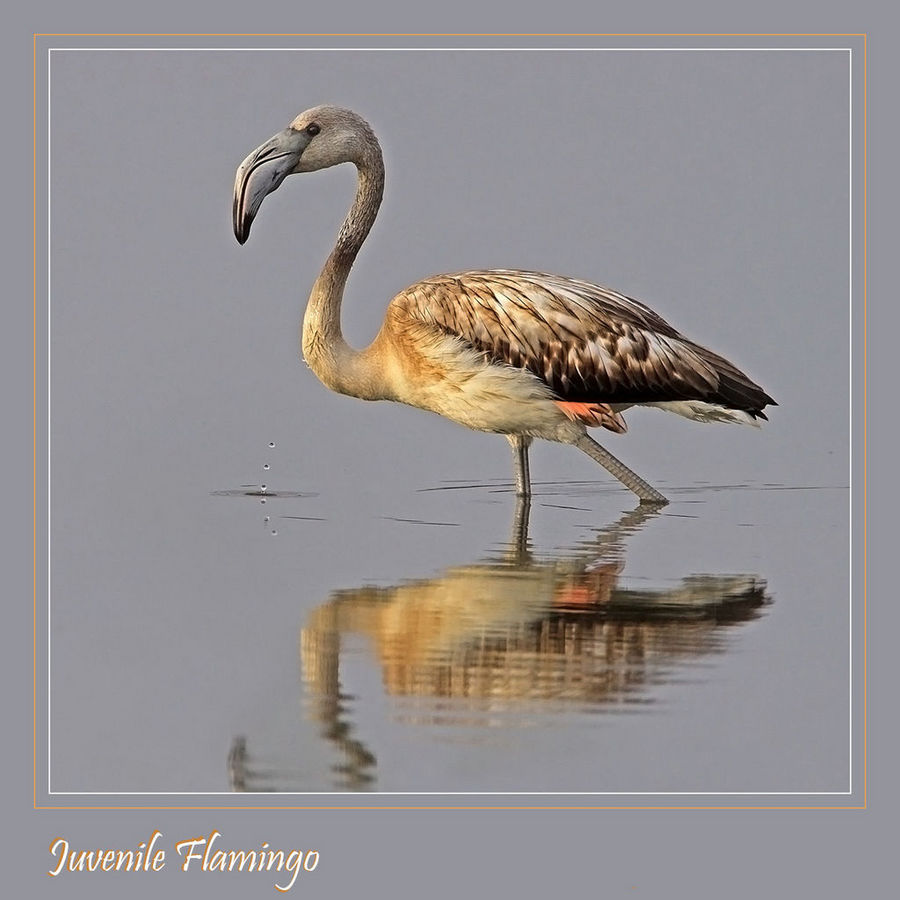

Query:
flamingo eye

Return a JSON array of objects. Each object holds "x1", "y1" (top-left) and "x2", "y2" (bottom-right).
[{"x1": 305, "y1": 123, "x2": 321, "y2": 136}]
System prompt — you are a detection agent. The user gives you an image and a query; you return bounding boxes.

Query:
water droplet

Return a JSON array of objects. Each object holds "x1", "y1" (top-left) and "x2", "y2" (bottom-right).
[
  {"x1": 263, "y1": 464, "x2": 270, "y2": 471},
  {"x1": 271, "y1": 530, "x2": 278, "y2": 536},
  {"x1": 268, "y1": 442, "x2": 275, "y2": 448},
  {"x1": 264, "y1": 516, "x2": 270, "y2": 523},
  {"x1": 260, "y1": 499, "x2": 266, "y2": 505},
  {"x1": 260, "y1": 484, "x2": 267, "y2": 493}
]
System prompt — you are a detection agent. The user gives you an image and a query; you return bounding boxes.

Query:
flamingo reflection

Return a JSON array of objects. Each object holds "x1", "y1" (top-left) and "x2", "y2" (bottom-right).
[{"x1": 229, "y1": 501, "x2": 769, "y2": 791}]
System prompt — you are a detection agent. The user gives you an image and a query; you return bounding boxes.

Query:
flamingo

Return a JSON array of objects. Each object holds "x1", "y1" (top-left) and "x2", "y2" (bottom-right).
[{"x1": 233, "y1": 106, "x2": 775, "y2": 505}]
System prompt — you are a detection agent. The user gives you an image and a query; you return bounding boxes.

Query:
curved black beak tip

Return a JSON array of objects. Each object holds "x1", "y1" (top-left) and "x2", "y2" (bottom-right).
[{"x1": 232, "y1": 197, "x2": 250, "y2": 244}]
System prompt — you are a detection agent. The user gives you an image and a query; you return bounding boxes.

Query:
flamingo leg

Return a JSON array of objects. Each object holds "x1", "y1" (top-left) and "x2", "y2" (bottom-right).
[
  {"x1": 574, "y1": 433, "x2": 668, "y2": 505},
  {"x1": 507, "y1": 434, "x2": 533, "y2": 497}
]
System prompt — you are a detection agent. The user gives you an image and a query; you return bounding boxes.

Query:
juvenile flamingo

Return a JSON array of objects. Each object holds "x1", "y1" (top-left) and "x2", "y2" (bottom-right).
[{"x1": 233, "y1": 106, "x2": 775, "y2": 504}]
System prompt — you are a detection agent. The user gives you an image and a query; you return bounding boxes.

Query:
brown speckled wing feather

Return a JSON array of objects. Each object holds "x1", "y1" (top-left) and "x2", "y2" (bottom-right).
[{"x1": 390, "y1": 270, "x2": 774, "y2": 415}]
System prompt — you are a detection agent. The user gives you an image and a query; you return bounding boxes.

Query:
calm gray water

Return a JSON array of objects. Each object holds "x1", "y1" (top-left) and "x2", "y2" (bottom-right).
[
  {"x1": 50, "y1": 455, "x2": 848, "y2": 793},
  {"x1": 47, "y1": 49, "x2": 851, "y2": 795}
]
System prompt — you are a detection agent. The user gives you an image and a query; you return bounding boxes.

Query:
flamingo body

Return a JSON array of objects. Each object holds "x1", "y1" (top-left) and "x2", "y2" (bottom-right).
[{"x1": 233, "y1": 106, "x2": 775, "y2": 504}]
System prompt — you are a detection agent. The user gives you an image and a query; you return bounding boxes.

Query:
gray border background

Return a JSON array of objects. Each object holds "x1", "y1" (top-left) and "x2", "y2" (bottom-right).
[{"x1": 4, "y1": 3, "x2": 891, "y2": 898}]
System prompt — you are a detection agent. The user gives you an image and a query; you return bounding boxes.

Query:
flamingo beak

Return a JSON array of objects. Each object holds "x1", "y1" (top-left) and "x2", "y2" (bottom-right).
[{"x1": 233, "y1": 128, "x2": 306, "y2": 244}]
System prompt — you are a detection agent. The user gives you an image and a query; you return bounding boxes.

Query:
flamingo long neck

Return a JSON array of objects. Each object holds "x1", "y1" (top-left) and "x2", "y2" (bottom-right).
[{"x1": 301, "y1": 146, "x2": 387, "y2": 400}]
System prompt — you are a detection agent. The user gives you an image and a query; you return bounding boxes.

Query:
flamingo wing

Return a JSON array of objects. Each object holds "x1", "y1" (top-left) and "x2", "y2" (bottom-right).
[{"x1": 390, "y1": 270, "x2": 775, "y2": 417}]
